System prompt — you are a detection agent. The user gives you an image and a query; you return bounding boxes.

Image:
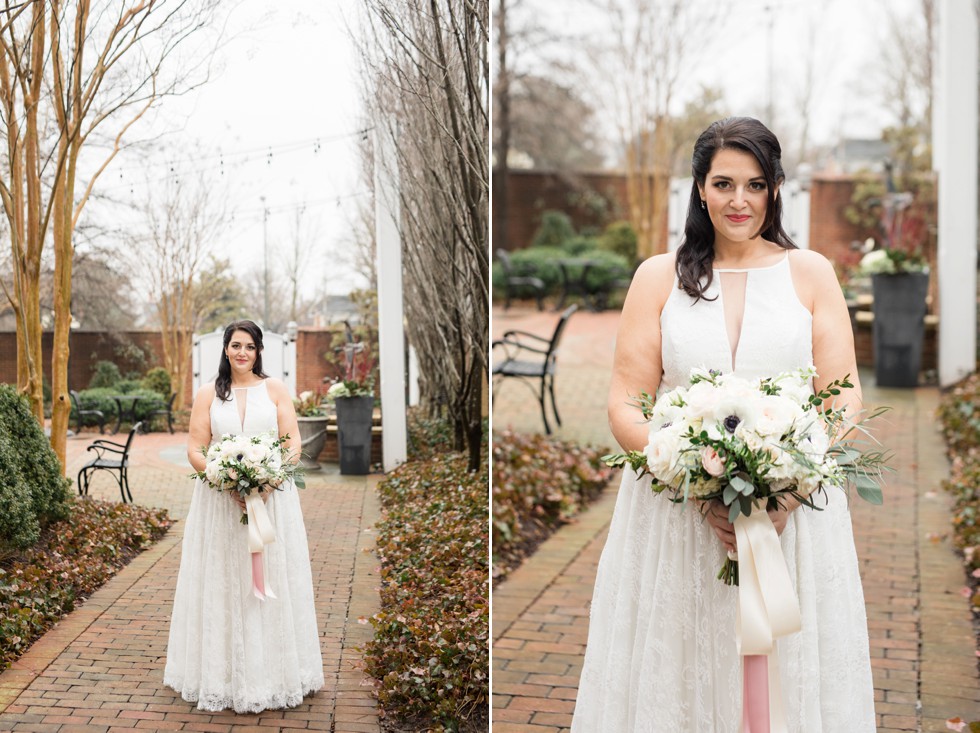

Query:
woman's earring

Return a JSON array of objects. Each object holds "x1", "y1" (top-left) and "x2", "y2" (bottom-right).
[{"x1": 700, "y1": 200, "x2": 706, "y2": 210}]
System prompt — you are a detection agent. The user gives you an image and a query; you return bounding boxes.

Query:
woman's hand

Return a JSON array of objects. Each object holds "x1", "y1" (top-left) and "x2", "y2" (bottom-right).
[
  {"x1": 231, "y1": 493, "x2": 246, "y2": 512},
  {"x1": 701, "y1": 499, "x2": 737, "y2": 553},
  {"x1": 767, "y1": 494, "x2": 801, "y2": 536}
]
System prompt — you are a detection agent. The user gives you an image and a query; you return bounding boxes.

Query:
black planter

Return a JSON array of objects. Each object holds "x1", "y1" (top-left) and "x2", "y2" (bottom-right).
[
  {"x1": 871, "y1": 272, "x2": 929, "y2": 388},
  {"x1": 334, "y1": 396, "x2": 374, "y2": 475}
]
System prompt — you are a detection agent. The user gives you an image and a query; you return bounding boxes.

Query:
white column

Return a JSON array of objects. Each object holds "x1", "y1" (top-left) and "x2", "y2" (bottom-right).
[
  {"x1": 374, "y1": 127, "x2": 408, "y2": 471},
  {"x1": 935, "y1": 0, "x2": 978, "y2": 386}
]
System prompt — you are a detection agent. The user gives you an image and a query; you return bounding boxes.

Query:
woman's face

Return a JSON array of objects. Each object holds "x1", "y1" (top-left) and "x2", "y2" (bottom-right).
[
  {"x1": 698, "y1": 147, "x2": 777, "y2": 245},
  {"x1": 225, "y1": 330, "x2": 259, "y2": 376}
]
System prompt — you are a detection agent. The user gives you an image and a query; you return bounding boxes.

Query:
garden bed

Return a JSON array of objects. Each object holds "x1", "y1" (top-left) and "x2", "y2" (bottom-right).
[
  {"x1": 363, "y1": 412, "x2": 488, "y2": 732},
  {"x1": 936, "y1": 375, "x2": 980, "y2": 666},
  {"x1": 491, "y1": 429, "x2": 613, "y2": 584},
  {"x1": 0, "y1": 497, "x2": 173, "y2": 670}
]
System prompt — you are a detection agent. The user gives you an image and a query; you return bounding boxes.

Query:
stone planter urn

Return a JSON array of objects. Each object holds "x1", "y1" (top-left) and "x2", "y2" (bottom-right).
[
  {"x1": 334, "y1": 396, "x2": 374, "y2": 475},
  {"x1": 296, "y1": 415, "x2": 329, "y2": 471},
  {"x1": 871, "y1": 272, "x2": 929, "y2": 388}
]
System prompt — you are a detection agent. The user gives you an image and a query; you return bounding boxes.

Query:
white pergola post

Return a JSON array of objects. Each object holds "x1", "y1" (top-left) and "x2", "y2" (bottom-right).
[
  {"x1": 935, "y1": 0, "x2": 979, "y2": 386},
  {"x1": 374, "y1": 127, "x2": 407, "y2": 471}
]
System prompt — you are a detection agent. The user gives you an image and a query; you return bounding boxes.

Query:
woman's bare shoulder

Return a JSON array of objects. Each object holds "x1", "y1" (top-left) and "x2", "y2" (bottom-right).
[
  {"x1": 788, "y1": 248, "x2": 836, "y2": 280},
  {"x1": 632, "y1": 252, "x2": 677, "y2": 292},
  {"x1": 195, "y1": 382, "x2": 216, "y2": 402},
  {"x1": 263, "y1": 378, "x2": 289, "y2": 400}
]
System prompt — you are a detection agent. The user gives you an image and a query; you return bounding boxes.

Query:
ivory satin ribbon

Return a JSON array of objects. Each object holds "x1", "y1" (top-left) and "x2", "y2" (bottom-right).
[
  {"x1": 245, "y1": 492, "x2": 277, "y2": 600},
  {"x1": 732, "y1": 503, "x2": 801, "y2": 733}
]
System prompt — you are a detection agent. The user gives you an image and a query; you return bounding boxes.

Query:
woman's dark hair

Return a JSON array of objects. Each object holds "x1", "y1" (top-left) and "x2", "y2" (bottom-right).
[
  {"x1": 676, "y1": 116, "x2": 796, "y2": 300},
  {"x1": 215, "y1": 319, "x2": 269, "y2": 401}
]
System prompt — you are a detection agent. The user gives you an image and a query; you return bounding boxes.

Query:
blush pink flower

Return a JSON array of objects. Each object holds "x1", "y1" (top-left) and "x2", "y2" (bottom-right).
[{"x1": 701, "y1": 446, "x2": 726, "y2": 477}]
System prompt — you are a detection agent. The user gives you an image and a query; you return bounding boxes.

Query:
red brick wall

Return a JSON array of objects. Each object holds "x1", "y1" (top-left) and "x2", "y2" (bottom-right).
[
  {"x1": 0, "y1": 327, "x2": 352, "y2": 409},
  {"x1": 294, "y1": 328, "x2": 341, "y2": 397},
  {"x1": 0, "y1": 330, "x2": 192, "y2": 406},
  {"x1": 807, "y1": 175, "x2": 867, "y2": 270},
  {"x1": 493, "y1": 169, "x2": 633, "y2": 250}
]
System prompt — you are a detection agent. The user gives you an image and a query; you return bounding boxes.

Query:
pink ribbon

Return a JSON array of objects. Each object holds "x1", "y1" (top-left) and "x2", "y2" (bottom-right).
[
  {"x1": 733, "y1": 502, "x2": 801, "y2": 733},
  {"x1": 742, "y1": 655, "x2": 771, "y2": 733}
]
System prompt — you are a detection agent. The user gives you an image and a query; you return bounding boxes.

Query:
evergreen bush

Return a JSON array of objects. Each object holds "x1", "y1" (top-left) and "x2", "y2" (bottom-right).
[
  {"x1": 0, "y1": 385, "x2": 72, "y2": 552},
  {"x1": 141, "y1": 367, "x2": 172, "y2": 397},
  {"x1": 88, "y1": 361, "x2": 122, "y2": 389},
  {"x1": 599, "y1": 220, "x2": 639, "y2": 264},
  {"x1": 530, "y1": 210, "x2": 575, "y2": 249}
]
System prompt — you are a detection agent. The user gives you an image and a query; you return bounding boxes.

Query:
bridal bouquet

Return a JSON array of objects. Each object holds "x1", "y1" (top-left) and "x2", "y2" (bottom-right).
[
  {"x1": 604, "y1": 366, "x2": 888, "y2": 584},
  {"x1": 196, "y1": 432, "x2": 304, "y2": 524}
]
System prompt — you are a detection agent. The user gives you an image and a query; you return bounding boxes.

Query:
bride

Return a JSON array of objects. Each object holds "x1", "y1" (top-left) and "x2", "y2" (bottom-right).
[
  {"x1": 164, "y1": 319, "x2": 323, "y2": 713},
  {"x1": 571, "y1": 118, "x2": 876, "y2": 731}
]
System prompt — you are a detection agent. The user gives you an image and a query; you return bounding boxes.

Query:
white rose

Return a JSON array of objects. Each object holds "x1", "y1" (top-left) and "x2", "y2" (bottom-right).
[
  {"x1": 684, "y1": 381, "x2": 722, "y2": 421},
  {"x1": 755, "y1": 395, "x2": 804, "y2": 438},
  {"x1": 645, "y1": 424, "x2": 686, "y2": 485}
]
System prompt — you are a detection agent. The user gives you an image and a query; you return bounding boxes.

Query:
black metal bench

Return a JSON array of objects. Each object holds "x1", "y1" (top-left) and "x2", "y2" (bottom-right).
[
  {"x1": 491, "y1": 304, "x2": 577, "y2": 434},
  {"x1": 148, "y1": 393, "x2": 177, "y2": 433},
  {"x1": 77, "y1": 422, "x2": 142, "y2": 503},
  {"x1": 70, "y1": 389, "x2": 106, "y2": 434},
  {"x1": 497, "y1": 249, "x2": 546, "y2": 311}
]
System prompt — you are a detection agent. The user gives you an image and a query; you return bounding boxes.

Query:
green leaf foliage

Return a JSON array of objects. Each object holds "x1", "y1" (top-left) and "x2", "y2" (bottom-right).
[
  {"x1": 0, "y1": 385, "x2": 72, "y2": 551},
  {"x1": 362, "y1": 414, "x2": 488, "y2": 731},
  {"x1": 492, "y1": 430, "x2": 613, "y2": 583},
  {"x1": 0, "y1": 496, "x2": 172, "y2": 669},
  {"x1": 937, "y1": 373, "x2": 980, "y2": 617}
]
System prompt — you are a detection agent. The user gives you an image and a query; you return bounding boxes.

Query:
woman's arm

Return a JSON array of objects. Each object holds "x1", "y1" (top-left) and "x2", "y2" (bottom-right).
[
  {"x1": 186, "y1": 384, "x2": 215, "y2": 473},
  {"x1": 766, "y1": 250, "x2": 863, "y2": 535},
  {"x1": 267, "y1": 379, "x2": 302, "y2": 464},
  {"x1": 796, "y1": 250, "x2": 864, "y2": 417},
  {"x1": 607, "y1": 254, "x2": 676, "y2": 452}
]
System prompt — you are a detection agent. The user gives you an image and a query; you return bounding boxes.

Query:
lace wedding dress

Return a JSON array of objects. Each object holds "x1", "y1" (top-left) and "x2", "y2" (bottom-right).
[
  {"x1": 571, "y1": 254, "x2": 876, "y2": 732},
  {"x1": 164, "y1": 380, "x2": 323, "y2": 713}
]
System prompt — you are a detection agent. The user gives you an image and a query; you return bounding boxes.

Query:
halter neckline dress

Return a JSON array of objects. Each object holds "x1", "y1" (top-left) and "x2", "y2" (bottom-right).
[
  {"x1": 571, "y1": 254, "x2": 876, "y2": 732},
  {"x1": 164, "y1": 380, "x2": 324, "y2": 713}
]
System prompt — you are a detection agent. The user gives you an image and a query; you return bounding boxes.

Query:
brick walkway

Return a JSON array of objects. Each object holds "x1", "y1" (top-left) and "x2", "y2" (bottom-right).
[
  {"x1": 491, "y1": 305, "x2": 980, "y2": 733},
  {"x1": 0, "y1": 431, "x2": 381, "y2": 732}
]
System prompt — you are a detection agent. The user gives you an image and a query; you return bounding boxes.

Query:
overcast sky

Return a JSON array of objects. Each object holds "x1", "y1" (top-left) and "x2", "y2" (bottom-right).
[
  {"x1": 521, "y1": 0, "x2": 922, "y2": 160},
  {"x1": 104, "y1": 0, "x2": 367, "y2": 301}
]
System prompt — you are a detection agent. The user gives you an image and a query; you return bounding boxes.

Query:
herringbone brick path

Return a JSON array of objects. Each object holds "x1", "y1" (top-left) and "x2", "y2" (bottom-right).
[
  {"x1": 491, "y1": 305, "x2": 980, "y2": 733},
  {"x1": 0, "y1": 431, "x2": 381, "y2": 732}
]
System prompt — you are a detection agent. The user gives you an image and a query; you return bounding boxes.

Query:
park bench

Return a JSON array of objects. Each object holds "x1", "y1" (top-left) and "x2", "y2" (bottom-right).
[
  {"x1": 491, "y1": 304, "x2": 577, "y2": 434},
  {"x1": 77, "y1": 422, "x2": 142, "y2": 504},
  {"x1": 70, "y1": 389, "x2": 106, "y2": 434}
]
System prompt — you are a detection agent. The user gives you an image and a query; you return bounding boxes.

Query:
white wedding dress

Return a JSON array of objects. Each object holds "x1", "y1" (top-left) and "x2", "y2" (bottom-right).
[
  {"x1": 571, "y1": 254, "x2": 876, "y2": 732},
  {"x1": 164, "y1": 380, "x2": 323, "y2": 713}
]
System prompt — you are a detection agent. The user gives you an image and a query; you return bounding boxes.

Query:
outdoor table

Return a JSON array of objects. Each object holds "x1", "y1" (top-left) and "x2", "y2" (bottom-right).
[
  {"x1": 555, "y1": 258, "x2": 602, "y2": 311},
  {"x1": 110, "y1": 394, "x2": 143, "y2": 435}
]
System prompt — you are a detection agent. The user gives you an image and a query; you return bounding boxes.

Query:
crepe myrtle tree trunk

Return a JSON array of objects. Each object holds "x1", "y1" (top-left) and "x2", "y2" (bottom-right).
[{"x1": 0, "y1": 0, "x2": 223, "y2": 469}]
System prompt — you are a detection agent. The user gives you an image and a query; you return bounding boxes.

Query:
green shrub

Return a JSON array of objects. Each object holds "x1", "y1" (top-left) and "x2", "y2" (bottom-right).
[
  {"x1": 88, "y1": 361, "x2": 122, "y2": 389},
  {"x1": 531, "y1": 210, "x2": 575, "y2": 249},
  {"x1": 73, "y1": 387, "x2": 166, "y2": 427},
  {"x1": 561, "y1": 235, "x2": 599, "y2": 257},
  {"x1": 0, "y1": 497, "x2": 172, "y2": 669},
  {"x1": 581, "y1": 249, "x2": 632, "y2": 292},
  {"x1": 141, "y1": 367, "x2": 172, "y2": 397},
  {"x1": 492, "y1": 430, "x2": 612, "y2": 582},
  {"x1": 498, "y1": 246, "x2": 564, "y2": 292},
  {"x1": 937, "y1": 374, "x2": 980, "y2": 611},
  {"x1": 114, "y1": 379, "x2": 142, "y2": 394},
  {"x1": 364, "y1": 421, "x2": 488, "y2": 731},
  {"x1": 0, "y1": 385, "x2": 72, "y2": 552},
  {"x1": 600, "y1": 220, "x2": 639, "y2": 263}
]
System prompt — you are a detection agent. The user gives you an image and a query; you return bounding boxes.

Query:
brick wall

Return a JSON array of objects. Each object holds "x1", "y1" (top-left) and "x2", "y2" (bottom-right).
[
  {"x1": 493, "y1": 168, "x2": 634, "y2": 250},
  {"x1": 807, "y1": 175, "x2": 867, "y2": 270},
  {"x1": 0, "y1": 330, "x2": 193, "y2": 405}
]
